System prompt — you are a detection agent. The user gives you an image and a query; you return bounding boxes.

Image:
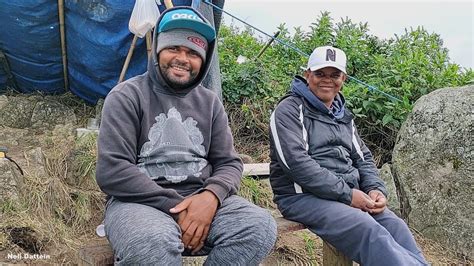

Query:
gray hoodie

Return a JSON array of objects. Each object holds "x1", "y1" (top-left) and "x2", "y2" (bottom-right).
[{"x1": 96, "y1": 7, "x2": 242, "y2": 215}]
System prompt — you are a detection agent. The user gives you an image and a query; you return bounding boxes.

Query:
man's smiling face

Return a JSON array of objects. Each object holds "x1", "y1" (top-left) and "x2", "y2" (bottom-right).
[
  {"x1": 304, "y1": 67, "x2": 346, "y2": 108},
  {"x1": 158, "y1": 45, "x2": 203, "y2": 90}
]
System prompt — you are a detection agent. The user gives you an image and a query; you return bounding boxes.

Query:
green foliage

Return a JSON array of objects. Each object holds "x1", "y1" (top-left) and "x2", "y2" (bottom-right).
[
  {"x1": 219, "y1": 25, "x2": 289, "y2": 105},
  {"x1": 300, "y1": 231, "x2": 317, "y2": 259},
  {"x1": 0, "y1": 199, "x2": 18, "y2": 214},
  {"x1": 222, "y1": 60, "x2": 271, "y2": 104},
  {"x1": 73, "y1": 133, "x2": 98, "y2": 189},
  {"x1": 335, "y1": 18, "x2": 380, "y2": 77},
  {"x1": 218, "y1": 12, "x2": 473, "y2": 163},
  {"x1": 238, "y1": 177, "x2": 274, "y2": 208},
  {"x1": 308, "y1": 11, "x2": 335, "y2": 47}
]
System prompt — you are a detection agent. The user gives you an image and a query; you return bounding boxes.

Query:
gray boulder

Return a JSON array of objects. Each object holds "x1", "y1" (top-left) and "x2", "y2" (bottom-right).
[
  {"x1": 392, "y1": 86, "x2": 473, "y2": 258},
  {"x1": 0, "y1": 158, "x2": 24, "y2": 205},
  {"x1": 30, "y1": 99, "x2": 76, "y2": 129},
  {"x1": 0, "y1": 96, "x2": 36, "y2": 128},
  {"x1": 379, "y1": 164, "x2": 401, "y2": 217}
]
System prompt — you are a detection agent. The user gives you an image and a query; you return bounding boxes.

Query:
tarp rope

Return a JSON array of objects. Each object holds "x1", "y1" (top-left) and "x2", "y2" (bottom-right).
[{"x1": 202, "y1": 0, "x2": 401, "y2": 102}]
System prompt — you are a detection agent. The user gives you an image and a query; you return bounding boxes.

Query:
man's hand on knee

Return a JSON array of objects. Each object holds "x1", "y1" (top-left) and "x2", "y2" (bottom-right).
[
  {"x1": 170, "y1": 190, "x2": 219, "y2": 254},
  {"x1": 350, "y1": 189, "x2": 376, "y2": 212}
]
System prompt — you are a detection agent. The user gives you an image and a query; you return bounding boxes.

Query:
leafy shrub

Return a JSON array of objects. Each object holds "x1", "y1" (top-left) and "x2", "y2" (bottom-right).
[{"x1": 218, "y1": 12, "x2": 474, "y2": 164}]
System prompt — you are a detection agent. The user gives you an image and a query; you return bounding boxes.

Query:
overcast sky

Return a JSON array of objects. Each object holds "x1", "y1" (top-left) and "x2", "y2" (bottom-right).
[{"x1": 223, "y1": 0, "x2": 473, "y2": 69}]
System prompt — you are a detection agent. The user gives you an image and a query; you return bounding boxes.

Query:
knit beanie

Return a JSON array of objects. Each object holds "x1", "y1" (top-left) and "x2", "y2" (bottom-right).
[{"x1": 156, "y1": 29, "x2": 208, "y2": 62}]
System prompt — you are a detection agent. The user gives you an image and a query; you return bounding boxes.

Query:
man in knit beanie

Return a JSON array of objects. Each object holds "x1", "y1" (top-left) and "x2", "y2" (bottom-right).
[
  {"x1": 151, "y1": 6, "x2": 216, "y2": 92},
  {"x1": 155, "y1": 28, "x2": 208, "y2": 89},
  {"x1": 156, "y1": 29, "x2": 208, "y2": 64},
  {"x1": 96, "y1": 6, "x2": 277, "y2": 265}
]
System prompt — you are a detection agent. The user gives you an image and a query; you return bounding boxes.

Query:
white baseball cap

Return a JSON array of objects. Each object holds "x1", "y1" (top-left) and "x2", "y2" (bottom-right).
[{"x1": 307, "y1": 46, "x2": 347, "y2": 74}]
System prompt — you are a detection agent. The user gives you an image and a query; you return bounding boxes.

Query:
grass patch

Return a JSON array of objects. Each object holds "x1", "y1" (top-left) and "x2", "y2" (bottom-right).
[
  {"x1": 238, "y1": 177, "x2": 275, "y2": 208},
  {"x1": 72, "y1": 133, "x2": 98, "y2": 190},
  {"x1": 301, "y1": 231, "x2": 317, "y2": 260},
  {"x1": 0, "y1": 125, "x2": 105, "y2": 263},
  {"x1": 0, "y1": 199, "x2": 18, "y2": 214}
]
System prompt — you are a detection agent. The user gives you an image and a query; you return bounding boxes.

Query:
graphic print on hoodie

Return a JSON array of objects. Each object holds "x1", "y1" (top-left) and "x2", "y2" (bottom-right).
[{"x1": 137, "y1": 107, "x2": 209, "y2": 183}]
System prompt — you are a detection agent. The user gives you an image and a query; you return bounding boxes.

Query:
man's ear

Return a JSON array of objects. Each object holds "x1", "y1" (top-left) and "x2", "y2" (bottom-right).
[
  {"x1": 342, "y1": 73, "x2": 347, "y2": 82},
  {"x1": 303, "y1": 69, "x2": 311, "y2": 79}
]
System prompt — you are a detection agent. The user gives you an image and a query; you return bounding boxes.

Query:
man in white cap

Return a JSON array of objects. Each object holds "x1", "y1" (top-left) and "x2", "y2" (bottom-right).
[
  {"x1": 96, "y1": 6, "x2": 276, "y2": 265},
  {"x1": 269, "y1": 46, "x2": 428, "y2": 265}
]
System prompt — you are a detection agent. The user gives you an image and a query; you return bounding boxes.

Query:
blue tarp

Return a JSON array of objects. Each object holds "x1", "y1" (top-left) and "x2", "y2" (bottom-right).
[
  {"x1": 0, "y1": 51, "x2": 7, "y2": 91},
  {"x1": 65, "y1": 0, "x2": 147, "y2": 104},
  {"x1": 0, "y1": 0, "x2": 149, "y2": 104},
  {"x1": 0, "y1": 0, "x2": 64, "y2": 93},
  {"x1": 0, "y1": 0, "x2": 222, "y2": 104},
  {"x1": 0, "y1": 66, "x2": 7, "y2": 92}
]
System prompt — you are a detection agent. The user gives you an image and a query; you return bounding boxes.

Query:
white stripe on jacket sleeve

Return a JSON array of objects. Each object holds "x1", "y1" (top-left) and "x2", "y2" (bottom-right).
[
  {"x1": 351, "y1": 119, "x2": 365, "y2": 161},
  {"x1": 293, "y1": 105, "x2": 310, "y2": 193},
  {"x1": 270, "y1": 111, "x2": 289, "y2": 169},
  {"x1": 270, "y1": 107, "x2": 305, "y2": 194}
]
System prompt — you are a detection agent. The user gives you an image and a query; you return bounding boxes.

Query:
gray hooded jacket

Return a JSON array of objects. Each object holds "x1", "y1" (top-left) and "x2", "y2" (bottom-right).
[
  {"x1": 96, "y1": 7, "x2": 242, "y2": 216},
  {"x1": 269, "y1": 76, "x2": 386, "y2": 205}
]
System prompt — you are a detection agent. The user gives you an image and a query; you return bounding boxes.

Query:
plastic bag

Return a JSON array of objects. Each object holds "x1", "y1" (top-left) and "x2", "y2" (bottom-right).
[{"x1": 128, "y1": 0, "x2": 161, "y2": 38}]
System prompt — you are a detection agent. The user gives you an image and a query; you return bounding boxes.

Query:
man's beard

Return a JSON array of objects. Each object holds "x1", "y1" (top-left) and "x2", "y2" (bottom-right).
[{"x1": 159, "y1": 62, "x2": 200, "y2": 90}]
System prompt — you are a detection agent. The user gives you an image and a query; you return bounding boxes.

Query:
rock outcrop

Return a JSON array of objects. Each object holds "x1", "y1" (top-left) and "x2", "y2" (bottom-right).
[
  {"x1": 379, "y1": 164, "x2": 401, "y2": 217},
  {"x1": 0, "y1": 158, "x2": 23, "y2": 206},
  {"x1": 392, "y1": 86, "x2": 473, "y2": 258},
  {"x1": 0, "y1": 95, "x2": 76, "y2": 129}
]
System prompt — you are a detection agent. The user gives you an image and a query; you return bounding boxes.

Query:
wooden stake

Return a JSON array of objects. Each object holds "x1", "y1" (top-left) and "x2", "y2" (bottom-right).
[
  {"x1": 146, "y1": 31, "x2": 152, "y2": 58},
  {"x1": 118, "y1": 34, "x2": 138, "y2": 83},
  {"x1": 57, "y1": 0, "x2": 69, "y2": 90},
  {"x1": 323, "y1": 241, "x2": 352, "y2": 266},
  {"x1": 255, "y1": 31, "x2": 280, "y2": 60},
  {"x1": 164, "y1": 0, "x2": 174, "y2": 8}
]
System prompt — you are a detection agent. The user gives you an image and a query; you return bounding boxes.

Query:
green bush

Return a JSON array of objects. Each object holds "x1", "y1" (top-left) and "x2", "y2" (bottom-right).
[{"x1": 218, "y1": 12, "x2": 474, "y2": 164}]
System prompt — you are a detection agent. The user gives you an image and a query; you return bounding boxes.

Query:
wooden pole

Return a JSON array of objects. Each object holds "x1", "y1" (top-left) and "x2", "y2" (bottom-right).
[
  {"x1": 145, "y1": 31, "x2": 152, "y2": 58},
  {"x1": 322, "y1": 241, "x2": 353, "y2": 266},
  {"x1": 164, "y1": 0, "x2": 174, "y2": 8},
  {"x1": 118, "y1": 35, "x2": 138, "y2": 83},
  {"x1": 57, "y1": 0, "x2": 69, "y2": 90},
  {"x1": 255, "y1": 31, "x2": 280, "y2": 60}
]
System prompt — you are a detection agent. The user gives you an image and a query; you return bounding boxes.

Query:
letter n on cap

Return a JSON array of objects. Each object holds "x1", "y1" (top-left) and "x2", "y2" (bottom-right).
[{"x1": 326, "y1": 49, "x2": 336, "y2": 62}]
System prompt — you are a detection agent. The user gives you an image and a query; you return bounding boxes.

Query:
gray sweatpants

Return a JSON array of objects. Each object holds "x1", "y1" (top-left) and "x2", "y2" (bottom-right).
[
  {"x1": 104, "y1": 195, "x2": 277, "y2": 265},
  {"x1": 276, "y1": 193, "x2": 429, "y2": 266}
]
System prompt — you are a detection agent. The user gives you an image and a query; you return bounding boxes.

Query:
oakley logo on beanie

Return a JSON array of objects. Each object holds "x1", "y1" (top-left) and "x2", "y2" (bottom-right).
[{"x1": 188, "y1": 36, "x2": 206, "y2": 50}]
